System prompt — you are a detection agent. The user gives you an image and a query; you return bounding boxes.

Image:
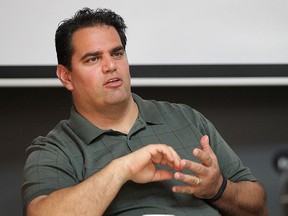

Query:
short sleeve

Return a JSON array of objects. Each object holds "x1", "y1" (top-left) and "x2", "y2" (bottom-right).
[{"x1": 21, "y1": 136, "x2": 79, "y2": 215}]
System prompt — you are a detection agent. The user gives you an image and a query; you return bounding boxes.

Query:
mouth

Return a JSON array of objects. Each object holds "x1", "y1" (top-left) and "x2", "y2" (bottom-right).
[
  {"x1": 106, "y1": 78, "x2": 120, "y2": 84},
  {"x1": 104, "y1": 77, "x2": 123, "y2": 87}
]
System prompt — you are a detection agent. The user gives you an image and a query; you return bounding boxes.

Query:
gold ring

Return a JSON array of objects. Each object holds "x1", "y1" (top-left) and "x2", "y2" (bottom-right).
[{"x1": 195, "y1": 177, "x2": 201, "y2": 185}]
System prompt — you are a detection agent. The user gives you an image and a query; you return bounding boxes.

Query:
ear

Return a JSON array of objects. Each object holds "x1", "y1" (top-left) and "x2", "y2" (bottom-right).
[{"x1": 56, "y1": 65, "x2": 73, "y2": 90}]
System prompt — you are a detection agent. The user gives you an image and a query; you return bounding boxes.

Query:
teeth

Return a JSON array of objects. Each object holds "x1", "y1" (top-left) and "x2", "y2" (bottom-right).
[{"x1": 108, "y1": 78, "x2": 118, "y2": 83}]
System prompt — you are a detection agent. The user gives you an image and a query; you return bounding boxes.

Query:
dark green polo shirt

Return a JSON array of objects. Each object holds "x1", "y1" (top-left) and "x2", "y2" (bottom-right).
[{"x1": 22, "y1": 93, "x2": 256, "y2": 215}]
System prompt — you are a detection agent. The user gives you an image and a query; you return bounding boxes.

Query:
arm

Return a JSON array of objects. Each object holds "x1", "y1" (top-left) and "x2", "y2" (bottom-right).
[
  {"x1": 172, "y1": 135, "x2": 268, "y2": 216},
  {"x1": 27, "y1": 159, "x2": 126, "y2": 216},
  {"x1": 26, "y1": 144, "x2": 181, "y2": 216},
  {"x1": 213, "y1": 180, "x2": 268, "y2": 216}
]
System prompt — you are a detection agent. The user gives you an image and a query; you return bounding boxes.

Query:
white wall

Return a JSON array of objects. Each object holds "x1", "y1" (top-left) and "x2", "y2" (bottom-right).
[{"x1": 1, "y1": 0, "x2": 287, "y2": 65}]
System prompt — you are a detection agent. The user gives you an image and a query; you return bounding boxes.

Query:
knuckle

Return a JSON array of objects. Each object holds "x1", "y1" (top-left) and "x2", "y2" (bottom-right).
[{"x1": 196, "y1": 165, "x2": 202, "y2": 174}]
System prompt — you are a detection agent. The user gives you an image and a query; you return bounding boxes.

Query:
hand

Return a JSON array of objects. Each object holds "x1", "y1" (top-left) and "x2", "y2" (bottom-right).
[
  {"x1": 172, "y1": 135, "x2": 223, "y2": 199},
  {"x1": 120, "y1": 144, "x2": 182, "y2": 184}
]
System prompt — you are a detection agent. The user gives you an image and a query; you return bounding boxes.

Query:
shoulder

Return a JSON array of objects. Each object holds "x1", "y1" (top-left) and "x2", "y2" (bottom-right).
[
  {"x1": 135, "y1": 93, "x2": 207, "y2": 127},
  {"x1": 133, "y1": 92, "x2": 197, "y2": 114},
  {"x1": 31, "y1": 120, "x2": 69, "y2": 145},
  {"x1": 26, "y1": 119, "x2": 77, "y2": 157}
]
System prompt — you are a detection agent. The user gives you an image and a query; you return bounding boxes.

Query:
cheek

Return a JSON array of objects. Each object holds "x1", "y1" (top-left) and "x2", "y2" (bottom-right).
[
  {"x1": 120, "y1": 61, "x2": 130, "y2": 77},
  {"x1": 72, "y1": 70, "x2": 101, "y2": 91}
]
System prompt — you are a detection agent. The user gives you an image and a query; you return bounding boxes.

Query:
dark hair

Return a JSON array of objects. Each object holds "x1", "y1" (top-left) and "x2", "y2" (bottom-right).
[{"x1": 55, "y1": 7, "x2": 127, "y2": 70}]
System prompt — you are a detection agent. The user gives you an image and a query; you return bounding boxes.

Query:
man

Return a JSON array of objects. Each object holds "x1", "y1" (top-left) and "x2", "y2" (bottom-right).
[{"x1": 22, "y1": 7, "x2": 268, "y2": 216}]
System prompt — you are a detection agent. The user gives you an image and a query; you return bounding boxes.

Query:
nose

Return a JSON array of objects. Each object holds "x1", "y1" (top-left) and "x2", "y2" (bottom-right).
[{"x1": 102, "y1": 55, "x2": 116, "y2": 73}]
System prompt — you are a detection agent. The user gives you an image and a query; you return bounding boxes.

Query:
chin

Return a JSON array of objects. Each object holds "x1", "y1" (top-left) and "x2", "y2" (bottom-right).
[{"x1": 105, "y1": 91, "x2": 131, "y2": 104}]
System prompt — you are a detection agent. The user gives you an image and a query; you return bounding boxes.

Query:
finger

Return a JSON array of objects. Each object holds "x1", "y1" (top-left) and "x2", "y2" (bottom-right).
[
  {"x1": 151, "y1": 145, "x2": 181, "y2": 169},
  {"x1": 152, "y1": 170, "x2": 174, "y2": 182},
  {"x1": 167, "y1": 146, "x2": 182, "y2": 170},
  {"x1": 174, "y1": 172, "x2": 201, "y2": 186},
  {"x1": 180, "y1": 159, "x2": 207, "y2": 176},
  {"x1": 193, "y1": 136, "x2": 213, "y2": 167},
  {"x1": 200, "y1": 135, "x2": 210, "y2": 151},
  {"x1": 164, "y1": 146, "x2": 182, "y2": 170},
  {"x1": 172, "y1": 185, "x2": 195, "y2": 194}
]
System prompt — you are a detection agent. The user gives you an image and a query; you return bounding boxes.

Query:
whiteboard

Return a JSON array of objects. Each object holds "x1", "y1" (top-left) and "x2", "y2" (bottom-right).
[{"x1": 0, "y1": 0, "x2": 287, "y2": 66}]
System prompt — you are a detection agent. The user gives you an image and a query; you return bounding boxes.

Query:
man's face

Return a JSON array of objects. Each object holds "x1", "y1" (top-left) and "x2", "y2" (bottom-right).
[{"x1": 67, "y1": 25, "x2": 131, "y2": 112}]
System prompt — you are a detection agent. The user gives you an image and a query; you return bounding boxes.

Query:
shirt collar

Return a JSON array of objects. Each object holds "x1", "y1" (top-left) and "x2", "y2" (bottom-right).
[
  {"x1": 132, "y1": 93, "x2": 164, "y2": 125},
  {"x1": 67, "y1": 93, "x2": 164, "y2": 144},
  {"x1": 67, "y1": 107, "x2": 105, "y2": 144}
]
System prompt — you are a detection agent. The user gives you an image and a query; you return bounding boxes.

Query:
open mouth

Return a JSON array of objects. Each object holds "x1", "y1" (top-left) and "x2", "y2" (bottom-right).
[
  {"x1": 104, "y1": 77, "x2": 123, "y2": 87},
  {"x1": 106, "y1": 78, "x2": 120, "y2": 84}
]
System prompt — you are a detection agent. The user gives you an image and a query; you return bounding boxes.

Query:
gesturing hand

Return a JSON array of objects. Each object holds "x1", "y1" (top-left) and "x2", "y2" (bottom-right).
[
  {"x1": 121, "y1": 144, "x2": 182, "y2": 184},
  {"x1": 172, "y1": 135, "x2": 223, "y2": 199}
]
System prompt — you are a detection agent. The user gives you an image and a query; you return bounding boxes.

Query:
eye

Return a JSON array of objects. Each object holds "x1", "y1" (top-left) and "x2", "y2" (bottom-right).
[
  {"x1": 86, "y1": 56, "x2": 100, "y2": 63},
  {"x1": 112, "y1": 50, "x2": 125, "y2": 59}
]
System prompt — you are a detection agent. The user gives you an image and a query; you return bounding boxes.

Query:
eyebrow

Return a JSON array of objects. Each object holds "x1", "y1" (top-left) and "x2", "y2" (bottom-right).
[
  {"x1": 111, "y1": 45, "x2": 125, "y2": 53},
  {"x1": 80, "y1": 51, "x2": 101, "y2": 61},
  {"x1": 80, "y1": 45, "x2": 125, "y2": 61}
]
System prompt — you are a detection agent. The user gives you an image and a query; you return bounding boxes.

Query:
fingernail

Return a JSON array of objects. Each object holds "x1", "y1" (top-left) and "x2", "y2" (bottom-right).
[{"x1": 174, "y1": 172, "x2": 179, "y2": 179}]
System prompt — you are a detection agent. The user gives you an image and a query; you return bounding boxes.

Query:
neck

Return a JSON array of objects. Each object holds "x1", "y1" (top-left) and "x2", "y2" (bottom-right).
[{"x1": 77, "y1": 97, "x2": 138, "y2": 134}]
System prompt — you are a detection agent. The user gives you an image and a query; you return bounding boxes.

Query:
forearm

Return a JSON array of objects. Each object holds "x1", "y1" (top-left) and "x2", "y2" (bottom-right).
[
  {"x1": 213, "y1": 180, "x2": 268, "y2": 216},
  {"x1": 27, "y1": 159, "x2": 128, "y2": 216},
  {"x1": 26, "y1": 144, "x2": 181, "y2": 216}
]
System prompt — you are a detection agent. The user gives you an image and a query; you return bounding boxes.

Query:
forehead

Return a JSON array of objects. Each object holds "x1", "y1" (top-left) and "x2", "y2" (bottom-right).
[{"x1": 71, "y1": 25, "x2": 122, "y2": 52}]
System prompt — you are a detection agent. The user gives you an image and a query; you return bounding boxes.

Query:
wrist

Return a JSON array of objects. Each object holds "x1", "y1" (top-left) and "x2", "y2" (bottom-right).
[
  {"x1": 111, "y1": 158, "x2": 130, "y2": 184},
  {"x1": 204, "y1": 174, "x2": 227, "y2": 204}
]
